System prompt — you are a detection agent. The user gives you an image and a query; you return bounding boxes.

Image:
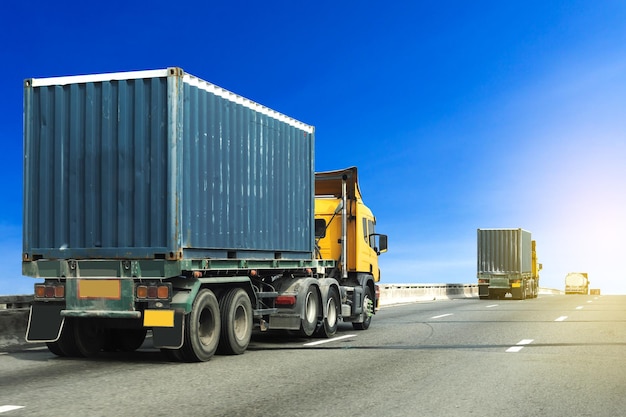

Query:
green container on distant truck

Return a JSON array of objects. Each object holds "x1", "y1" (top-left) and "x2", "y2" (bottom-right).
[
  {"x1": 477, "y1": 228, "x2": 541, "y2": 300},
  {"x1": 22, "y1": 68, "x2": 388, "y2": 362}
]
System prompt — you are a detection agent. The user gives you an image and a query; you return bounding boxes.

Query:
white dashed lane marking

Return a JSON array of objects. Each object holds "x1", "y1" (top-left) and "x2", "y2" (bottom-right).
[
  {"x1": 485, "y1": 304, "x2": 498, "y2": 308},
  {"x1": 304, "y1": 334, "x2": 356, "y2": 346},
  {"x1": 430, "y1": 314, "x2": 453, "y2": 319},
  {"x1": 555, "y1": 316, "x2": 568, "y2": 321},
  {"x1": 506, "y1": 339, "x2": 534, "y2": 353},
  {"x1": 0, "y1": 406, "x2": 25, "y2": 414}
]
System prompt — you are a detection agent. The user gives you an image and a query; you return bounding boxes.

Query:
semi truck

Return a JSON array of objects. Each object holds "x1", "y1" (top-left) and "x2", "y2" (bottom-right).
[
  {"x1": 565, "y1": 273, "x2": 589, "y2": 295},
  {"x1": 22, "y1": 68, "x2": 388, "y2": 362},
  {"x1": 477, "y1": 228, "x2": 541, "y2": 300}
]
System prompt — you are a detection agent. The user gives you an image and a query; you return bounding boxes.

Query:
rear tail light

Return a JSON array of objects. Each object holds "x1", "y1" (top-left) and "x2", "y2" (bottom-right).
[
  {"x1": 34, "y1": 283, "x2": 65, "y2": 300},
  {"x1": 136, "y1": 285, "x2": 148, "y2": 299},
  {"x1": 275, "y1": 295, "x2": 296, "y2": 306},
  {"x1": 136, "y1": 283, "x2": 171, "y2": 300},
  {"x1": 157, "y1": 286, "x2": 169, "y2": 299}
]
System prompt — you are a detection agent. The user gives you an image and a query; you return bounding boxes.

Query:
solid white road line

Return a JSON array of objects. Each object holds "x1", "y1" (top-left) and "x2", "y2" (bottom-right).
[
  {"x1": 555, "y1": 316, "x2": 568, "y2": 321},
  {"x1": 431, "y1": 314, "x2": 453, "y2": 319},
  {"x1": 0, "y1": 406, "x2": 25, "y2": 414},
  {"x1": 304, "y1": 334, "x2": 356, "y2": 346}
]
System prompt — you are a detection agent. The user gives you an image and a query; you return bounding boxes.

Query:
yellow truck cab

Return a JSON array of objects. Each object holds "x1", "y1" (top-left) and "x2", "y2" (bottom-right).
[{"x1": 314, "y1": 167, "x2": 387, "y2": 326}]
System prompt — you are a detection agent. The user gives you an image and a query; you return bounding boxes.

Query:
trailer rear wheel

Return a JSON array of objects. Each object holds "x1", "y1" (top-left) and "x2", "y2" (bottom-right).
[
  {"x1": 161, "y1": 347, "x2": 184, "y2": 362},
  {"x1": 317, "y1": 286, "x2": 339, "y2": 338},
  {"x1": 353, "y1": 286, "x2": 374, "y2": 330},
  {"x1": 218, "y1": 288, "x2": 252, "y2": 355},
  {"x1": 300, "y1": 285, "x2": 320, "y2": 337},
  {"x1": 46, "y1": 341, "x2": 65, "y2": 356},
  {"x1": 47, "y1": 318, "x2": 80, "y2": 357},
  {"x1": 110, "y1": 328, "x2": 147, "y2": 352},
  {"x1": 180, "y1": 289, "x2": 221, "y2": 362},
  {"x1": 74, "y1": 318, "x2": 105, "y2": 357}
]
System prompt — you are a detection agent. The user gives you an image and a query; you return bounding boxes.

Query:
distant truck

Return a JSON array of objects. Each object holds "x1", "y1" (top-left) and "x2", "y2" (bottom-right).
[
  {"x1": 565, "y1": 273, "x2": 589, "y2": 295},
  {"x1": 22, "y1": 68, "x2": 388, "y2": 361},
  {"x1": 477, "y1": 228, "x2": 541, "y2": 300}
]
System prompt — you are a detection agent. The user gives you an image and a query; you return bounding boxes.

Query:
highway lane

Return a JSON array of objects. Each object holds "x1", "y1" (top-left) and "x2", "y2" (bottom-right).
[{"x1": 1, "y1": 295, "x2": 625, "y2": 416}]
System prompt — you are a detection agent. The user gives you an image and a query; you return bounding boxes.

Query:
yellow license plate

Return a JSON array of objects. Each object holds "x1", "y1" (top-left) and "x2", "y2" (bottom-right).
[
  {"x1": 144, "y1": 309, "x2": 175, "y2": 327},
  {"x1": 78, "y1": 279, "x2": 121, "y2": 299},
  {"x1": 511, "y1": 283, "x2": 521, "y2": 288}
]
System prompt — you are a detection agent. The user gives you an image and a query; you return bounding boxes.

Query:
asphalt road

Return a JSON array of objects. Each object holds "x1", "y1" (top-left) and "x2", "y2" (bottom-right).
[{"x1": 1, "y1": 294, "x2": 625, "y2": 416}]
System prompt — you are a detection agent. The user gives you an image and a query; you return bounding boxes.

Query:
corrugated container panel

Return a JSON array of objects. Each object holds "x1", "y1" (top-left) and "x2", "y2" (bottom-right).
[
  {"x1": 180, "y1": 76, "x2": 314, "y2": 256},
  {"x1": 23, "y1": 76, "x2": 170, "y2": 259},
  {"x1": 23, "y1": 68, "x2": 314, "y2": 262},
  {"x1": 477, "y1": 228, "x2": 532, "y2": 274}
]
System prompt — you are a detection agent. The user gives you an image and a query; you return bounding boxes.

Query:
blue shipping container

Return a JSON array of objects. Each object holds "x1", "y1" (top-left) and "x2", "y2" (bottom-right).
[{"x1": 23, "y1": 67, "x2": 315, "y2": 261}]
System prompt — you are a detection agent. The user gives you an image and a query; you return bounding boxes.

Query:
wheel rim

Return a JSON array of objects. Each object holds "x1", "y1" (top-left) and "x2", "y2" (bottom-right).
[
  {"x1": 326, "y1": 296, "x2": 337, "y2": 327},
  {"x1": 364, "y1": 295, "x2": 373, "y2": 318},
  {"x1": 199, "y1": 307, "x2": 216, "y2": 346},
  {"x1": 305, "y1": 292, "x2": 317, "y2": 323},
  {"x1": 233, "y1": 304, "x2": 249, "y2": 341}
]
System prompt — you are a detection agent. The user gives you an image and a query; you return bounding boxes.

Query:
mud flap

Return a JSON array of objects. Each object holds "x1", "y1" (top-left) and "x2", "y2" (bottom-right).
[
  {"x1": 151, "y1": 311, "x2": 184, "y2": 349},
  {"x1": 26, "y1": 303, "x2": 64, "y2": 342},
  {"x1": 478, "y1": 285, "x2": 489, "y2": 297}
]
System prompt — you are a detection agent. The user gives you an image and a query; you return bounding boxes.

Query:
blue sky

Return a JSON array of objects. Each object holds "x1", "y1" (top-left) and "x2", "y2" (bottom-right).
[{"x1": 1, "y1": 1, "x2": 625, "y2": 294}]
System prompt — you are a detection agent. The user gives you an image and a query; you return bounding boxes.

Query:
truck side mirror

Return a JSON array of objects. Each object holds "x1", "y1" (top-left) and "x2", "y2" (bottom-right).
[
  {"x1": 370, "y1": 234, "x2": 388, "y2": 255},
  {"x1": 314, "y1": 219, "x2": 327, "y2": 238},
  {"x1": 378, "y1": 234, "x2": 388, "y2": 254}
]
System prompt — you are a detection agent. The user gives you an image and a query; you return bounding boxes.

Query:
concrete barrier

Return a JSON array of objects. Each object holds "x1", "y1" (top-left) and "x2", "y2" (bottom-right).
[
  {"x1": 0, "y1": 296, "x2": 32, "y2": 349},
  {"x1": 378, "y1": 284, "x2": 478, "y2": 306}
]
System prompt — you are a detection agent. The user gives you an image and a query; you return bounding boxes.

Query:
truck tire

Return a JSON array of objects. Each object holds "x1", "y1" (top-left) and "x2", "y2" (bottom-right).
[
  {"x1": 317, "y1": 286, "x2": 340, "y2": 338},
  {"x1": 47, "y1": 318, "x2": 80, "y2": 357},
  {"x1": 179, "y1": 289, "x2": 221, "y2": 362},
  {"x1": 46, "y1": 341, "x2": 65, "y2": 356},
  {"x1": 353, "y1": 286, "x2": 374, "y2": 330},
  {"x1": 74, "y1": 318, "x2": 105, "y2": 357},
  {"x1": 110, "y1": 328, "x2": 147, "y2": 352},
  {"x1": 161, "y1": 347, "x2": 184, "y2": 362},
  {"x1": 300, "y1": 285, "x2": 320, "y2": 337},
  {"x1": 512, "y1": 287, "x2": 526, "y2": 300},
  {"x1": 218, "y1": 288, "x2": 252, "y2": 355}
]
